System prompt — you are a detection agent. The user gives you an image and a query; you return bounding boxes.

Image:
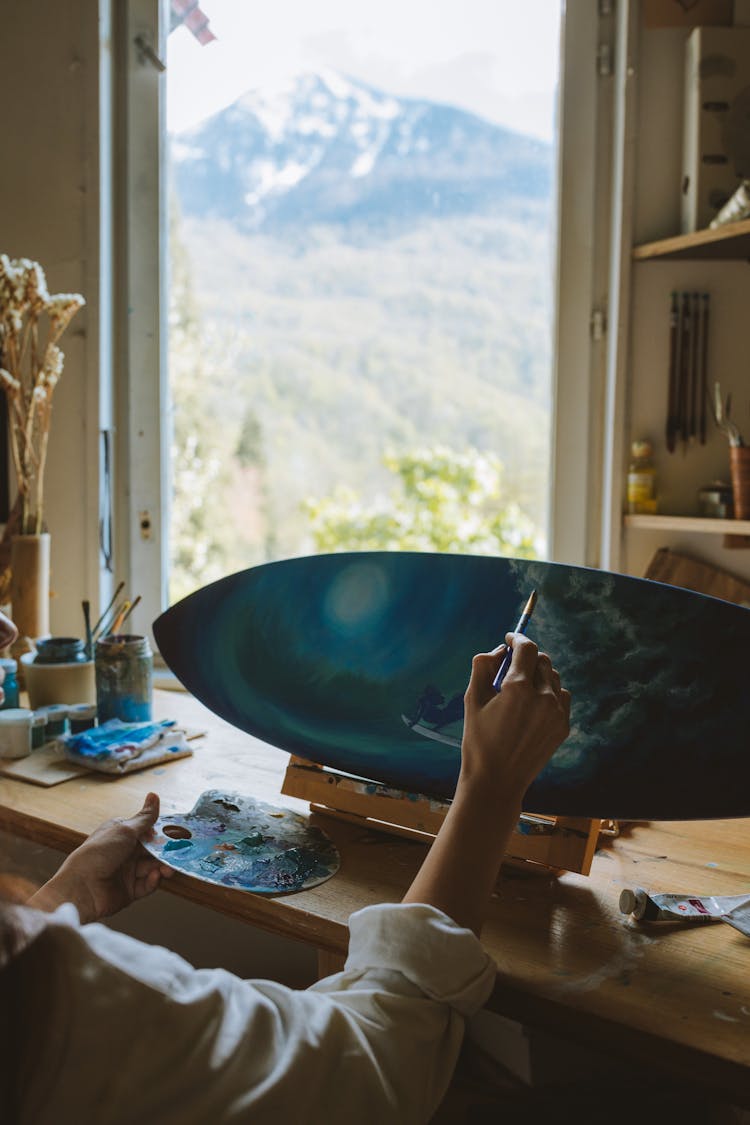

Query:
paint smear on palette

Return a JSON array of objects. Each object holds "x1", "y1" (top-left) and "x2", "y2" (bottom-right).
[{"x1": 146, "y1": 790, "x2": 340, "y2": 894}]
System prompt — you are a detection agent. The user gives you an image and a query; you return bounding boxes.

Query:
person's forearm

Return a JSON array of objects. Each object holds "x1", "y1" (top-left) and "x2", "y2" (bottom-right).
[
  {"x1": 27, "y1": 867, "x2": 95, "y2": 922},
  {"x1": 402, "y1": 775, "x2": 522, "y2": 936}
]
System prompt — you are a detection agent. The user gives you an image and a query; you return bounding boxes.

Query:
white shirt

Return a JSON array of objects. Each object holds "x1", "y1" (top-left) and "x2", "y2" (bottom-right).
[{"x1": 7, "y1": 901, "x2": 496, "y2": 1124}]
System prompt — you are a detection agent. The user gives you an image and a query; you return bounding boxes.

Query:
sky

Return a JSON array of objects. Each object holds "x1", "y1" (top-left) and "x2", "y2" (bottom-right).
[{"x1": 167, "y1": 0, "x2": 562, "y2": 141}]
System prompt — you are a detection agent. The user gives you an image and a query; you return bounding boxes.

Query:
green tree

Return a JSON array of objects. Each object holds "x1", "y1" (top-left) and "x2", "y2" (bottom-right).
[
  {"x1": 169, "y1": 205, "x2": 238, "y2": 602},
  {"x1": 303, "y1": 446, "x2": 539, "y2": 556}
]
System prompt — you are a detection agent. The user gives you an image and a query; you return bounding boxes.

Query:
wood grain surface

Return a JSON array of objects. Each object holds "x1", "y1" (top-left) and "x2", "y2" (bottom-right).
[{"x1": 1, "y1": 689, "x2": 748, "y2": 1101}]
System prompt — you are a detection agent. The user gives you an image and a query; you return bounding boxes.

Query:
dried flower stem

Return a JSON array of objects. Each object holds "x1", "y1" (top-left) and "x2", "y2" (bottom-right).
[{"x1": 0, "y1": 255, "x2": 85, "y2": 534}]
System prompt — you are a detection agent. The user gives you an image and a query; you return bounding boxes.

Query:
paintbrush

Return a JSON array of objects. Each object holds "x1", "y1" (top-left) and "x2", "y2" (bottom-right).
[
  {"x1": 689, "y1": 292, "x2": 699, "y2": 441},
  {"x1": 700, "y1": 293, "x2": 709, "y2": 444},
  {"x1": 109, "y1": 600, "x2": 132, "y2": 636},
  {"x1": 113, "y1": 595, "x2": 141, "y2": 634},
  {"x1": 493, "y1": 590, "x2": 538, "y2": 692},
  {"x1": 91, "y1": 580, "x2": 125, "y2": 639},
  {"x1": 82, "y1": 599, "x2": 92, "y2": 660},
  {"x1": 666, "y1": 291, "x2": 679, "y2": 453},
  {"x1": 94, "y1": 596, "x2": 128, "y2": 641},
  {"x1": 679, "y1": 291, "x2": 691, "y2": 448}
]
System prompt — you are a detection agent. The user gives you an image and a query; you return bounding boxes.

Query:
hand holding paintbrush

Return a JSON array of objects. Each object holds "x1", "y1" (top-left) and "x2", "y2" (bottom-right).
[{"x1": 493, "y1": 590, "x2": 538, "y2": 691}]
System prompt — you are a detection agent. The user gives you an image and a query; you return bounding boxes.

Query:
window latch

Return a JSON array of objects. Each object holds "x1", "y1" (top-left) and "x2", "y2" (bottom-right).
[{"x1": 134, "y1": 34, "x2": 166, "y2": 73}]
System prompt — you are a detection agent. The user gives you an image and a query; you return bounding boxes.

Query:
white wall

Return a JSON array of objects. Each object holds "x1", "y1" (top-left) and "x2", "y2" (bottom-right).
[
  {"x1": 621, "y1": 23, "x2": 750, "y2": 582},
  {"x1": 0, "y1": 0, "x2": 104, "y2": 636}
]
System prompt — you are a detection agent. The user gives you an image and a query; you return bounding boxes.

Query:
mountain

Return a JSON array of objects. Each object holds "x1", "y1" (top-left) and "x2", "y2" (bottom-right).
[{"x1": 169, "y1": 69, "x2": 553, "y2": 232}]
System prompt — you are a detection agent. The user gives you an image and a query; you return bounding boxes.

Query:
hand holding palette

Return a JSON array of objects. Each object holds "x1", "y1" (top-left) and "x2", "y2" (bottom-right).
[{"x1": 146, "y1": 790, "x2": 340, "y2": 894}]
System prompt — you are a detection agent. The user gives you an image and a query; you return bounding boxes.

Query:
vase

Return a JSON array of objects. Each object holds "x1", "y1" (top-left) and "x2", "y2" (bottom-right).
[
  {"x1": 730, "y1": 447, "x2": 750, "y2": 521},
  {"x1": 10, "y1": 533, "x2": 51, "y2": 642}
]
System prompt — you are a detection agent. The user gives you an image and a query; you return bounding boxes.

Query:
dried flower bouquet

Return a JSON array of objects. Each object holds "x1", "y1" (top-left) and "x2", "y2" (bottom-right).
[{"x1": 0, "y1": 254, "x2": 85, "y2": 534}]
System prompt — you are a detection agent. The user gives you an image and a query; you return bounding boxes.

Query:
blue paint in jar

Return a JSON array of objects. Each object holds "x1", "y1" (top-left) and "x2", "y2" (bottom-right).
[
  {"x1": 37, "y1": 704, "x2": 69, "y2": 738},
  {"x1": 95, "y1": 634, "x2": 153, "y2": 723},
  {"x1": 0, "y1": 659, "x2": 19, "y2": 709}
]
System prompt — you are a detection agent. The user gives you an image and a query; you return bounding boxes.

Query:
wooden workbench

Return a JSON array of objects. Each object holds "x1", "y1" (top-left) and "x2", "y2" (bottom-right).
[{"x1": 1, "y1": 689, "x2": 749, "y2": 1103}]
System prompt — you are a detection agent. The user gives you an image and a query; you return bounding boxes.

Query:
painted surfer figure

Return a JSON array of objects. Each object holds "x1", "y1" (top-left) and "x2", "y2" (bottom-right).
[{"x1": 407, "y1": 683, "x2": 465, "y2": 730}]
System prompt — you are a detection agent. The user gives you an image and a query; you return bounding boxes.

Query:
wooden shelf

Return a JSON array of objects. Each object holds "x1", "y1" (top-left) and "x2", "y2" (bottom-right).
[
  {"x1": 624, "y1": 514, "x2": 750, "y2": 535},
  {"x1": 632, "y1": 219, "x2": 750, "y2": 262}
]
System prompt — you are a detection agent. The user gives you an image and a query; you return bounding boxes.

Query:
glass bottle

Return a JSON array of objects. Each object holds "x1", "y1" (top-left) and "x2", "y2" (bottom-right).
[{"x1": 627, "y1": 440, "x2": 657, "y2": 514}]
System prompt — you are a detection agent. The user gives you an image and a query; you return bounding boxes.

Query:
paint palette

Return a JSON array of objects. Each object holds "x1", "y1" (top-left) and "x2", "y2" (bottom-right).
[
  {"x1": 153, "y1": 552, "x2": 750, "y2": 821},
  {"x1": 146, "y1": 790, "x2": 340, "y2": 894}
]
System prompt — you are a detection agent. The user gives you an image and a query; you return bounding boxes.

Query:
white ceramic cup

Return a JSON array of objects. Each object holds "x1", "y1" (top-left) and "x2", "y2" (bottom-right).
[{"x1": 0, "y1": 707, "x2": 33, "y2": 759}]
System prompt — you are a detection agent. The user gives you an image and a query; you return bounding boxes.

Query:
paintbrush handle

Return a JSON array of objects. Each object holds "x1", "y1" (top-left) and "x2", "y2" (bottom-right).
[
  {"x1": 689, "y1": 293, "x2": 699, "y2": 440},
  {"x1": 91, "y1": 580, "x2": 125, "y2": 637},
  {"x1": 666, "y1": 293, "x2": 679, "y2": 453},
  {"x1": 700, "y1": 294, "x2": 709, "y2": 445},
  {"x1": 115, "y1": 595, "x2": 141, "y2": 633},
  {"x1": 679, "y1": 292, "x2": 691, "y2": 446},
  {"x1": 110, "y1": 601, "x2": 132, "y2": 636},
  {"x1": 492, "y1": 611, "x2": 533, "y2": 692}
]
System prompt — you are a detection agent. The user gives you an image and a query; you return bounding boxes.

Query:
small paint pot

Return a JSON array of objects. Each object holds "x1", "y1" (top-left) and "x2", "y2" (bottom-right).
[
  {"x1": 31, "y1": 711, "x2": 48, "y2": 750},
  {"x1": 95, "y1": 634, "x2": 153, "y2": 723},
  {"x1": 36, "y1": 704, "x2": 69, "y2": 739},
  {"x1": 68, "y1": 702, "x2": 97, "y2": 734},
  {"x1": 0, "y1": 708, "x2": 33, "y2": 759},
  {"x1": 0, "y1": 658, "x2": 20, "y2": 709}
]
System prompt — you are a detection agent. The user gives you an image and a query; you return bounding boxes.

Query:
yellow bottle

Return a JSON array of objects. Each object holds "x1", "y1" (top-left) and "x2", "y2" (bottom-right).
[{"x1": 627, "y1": 440, "x2": 657, "y2": 514}]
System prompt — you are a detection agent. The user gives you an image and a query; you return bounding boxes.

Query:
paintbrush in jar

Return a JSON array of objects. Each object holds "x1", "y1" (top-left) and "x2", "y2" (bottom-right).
[
  {"x1": 82, "y1": 599, "x2": 92, "y2": 660},
  {"x1": 91, "y1": 580, "x2": 125, "y2": 639},
  {"x1": 113, "y1": 595, "x2": 141, "y2": 635},
  {"x1": 109, "y1": 601, "x2": 132, "y2": 636}
]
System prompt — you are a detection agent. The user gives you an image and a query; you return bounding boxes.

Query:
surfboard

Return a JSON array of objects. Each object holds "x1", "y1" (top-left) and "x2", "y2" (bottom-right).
[{"x1": 153, "y1": 552, "x2": 750, "y2": 820}]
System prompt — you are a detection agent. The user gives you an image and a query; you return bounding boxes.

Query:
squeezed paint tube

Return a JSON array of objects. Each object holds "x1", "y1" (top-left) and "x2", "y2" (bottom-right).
[
  {"x1": 722, "y1": 899, "x2": 750, "y2": 939},
  {"x1": 619, "y1": 887, "x2": 750, "y2": 923}
]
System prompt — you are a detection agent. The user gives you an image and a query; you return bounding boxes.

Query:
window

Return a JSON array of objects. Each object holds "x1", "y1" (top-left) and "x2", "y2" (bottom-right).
[
  {"x1": 120, "y1": 1, "x2": 607, "y2": 625},
  {"x1": 164, "y1": 1, "x2": 566, "y2": 603}
]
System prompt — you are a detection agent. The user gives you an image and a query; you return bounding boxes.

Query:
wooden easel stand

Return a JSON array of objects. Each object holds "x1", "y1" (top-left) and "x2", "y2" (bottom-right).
[{"x1": 282, "y1": 756, "x2": 603, "y2": 876}]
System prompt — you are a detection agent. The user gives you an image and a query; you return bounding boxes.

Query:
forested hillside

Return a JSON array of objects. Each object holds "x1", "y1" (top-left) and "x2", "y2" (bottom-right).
[{"x1": 169, "y1": 71, "x2": 555, "y2": 598}]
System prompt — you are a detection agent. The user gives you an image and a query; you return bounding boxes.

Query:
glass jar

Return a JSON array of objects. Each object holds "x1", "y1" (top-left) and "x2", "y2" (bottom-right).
[
  {"x1": 68, "y1": 702, "x2": 98, "y2": 734},
  {"x1": 36, "y1": 704, "x2": 69, "y2": 738},
  {"x1": 0, "y1": 658, "x2": 19, "y2": 709},
  {"x1": 31, "y1": 711, "x2": 48, "y2": 749},
  {"x1": 627, "y1": 439, "x2": 657, "y2": 514},
  {"x1": 34, "y1": 637, "x2": 88, "y2": 664},
  {"x1": 95, "y1": 635, "x2": 153, "y2": 723}
]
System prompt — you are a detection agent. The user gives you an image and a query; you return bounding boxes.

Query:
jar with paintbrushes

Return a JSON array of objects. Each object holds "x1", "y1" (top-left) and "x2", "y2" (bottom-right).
[
  {"x1": 711, "y1": 381, "x2": 750, "y2": 520},
  {"x1": 92, "y1": 588, "x2": 151, "y2": 722},
  {"x1": 95, "y1": 634, "x2": 153, "y2": 723}
]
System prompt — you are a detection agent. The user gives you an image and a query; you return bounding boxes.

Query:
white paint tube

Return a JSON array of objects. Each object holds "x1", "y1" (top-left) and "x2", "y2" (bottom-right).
[
  {"x1": 619, "y1": 887, "x2": 750, "y2": 923},
  {"x1": 722, "y1": 899, "x2": 750, "y2": 939}
]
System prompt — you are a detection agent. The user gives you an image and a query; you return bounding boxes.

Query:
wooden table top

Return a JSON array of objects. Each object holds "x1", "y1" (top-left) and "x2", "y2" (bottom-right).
[{"x1": 1, "y1": 689, "x2": 749, "y2": 1101}]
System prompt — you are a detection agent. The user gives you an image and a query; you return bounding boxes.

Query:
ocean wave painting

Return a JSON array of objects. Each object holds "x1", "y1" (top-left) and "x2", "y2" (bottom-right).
[{"x1": 153, "y1": 552, "x2": 750, "y2": 820}]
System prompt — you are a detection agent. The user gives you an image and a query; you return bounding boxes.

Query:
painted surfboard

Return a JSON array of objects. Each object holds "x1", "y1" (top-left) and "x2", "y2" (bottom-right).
[{"x1": 153, "y1": 552, "x2": 750, "y2": 820}]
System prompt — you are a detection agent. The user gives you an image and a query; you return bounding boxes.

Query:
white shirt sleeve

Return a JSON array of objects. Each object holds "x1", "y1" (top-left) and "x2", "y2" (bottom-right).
[{"x1": 22, "y1": 901, "x2": 496, "y2": 1125}]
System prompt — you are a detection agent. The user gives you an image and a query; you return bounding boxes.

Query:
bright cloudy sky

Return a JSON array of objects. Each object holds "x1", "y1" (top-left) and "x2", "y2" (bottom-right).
[{"x1": 167, "y1": 0, "x2": 562, "y2": 141}]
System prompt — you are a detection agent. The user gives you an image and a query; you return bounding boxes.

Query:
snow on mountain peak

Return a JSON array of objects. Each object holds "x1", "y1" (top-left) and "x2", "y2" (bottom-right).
[{"x1": 171, "y1": 69, "x2": 552, "y2": 232}]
